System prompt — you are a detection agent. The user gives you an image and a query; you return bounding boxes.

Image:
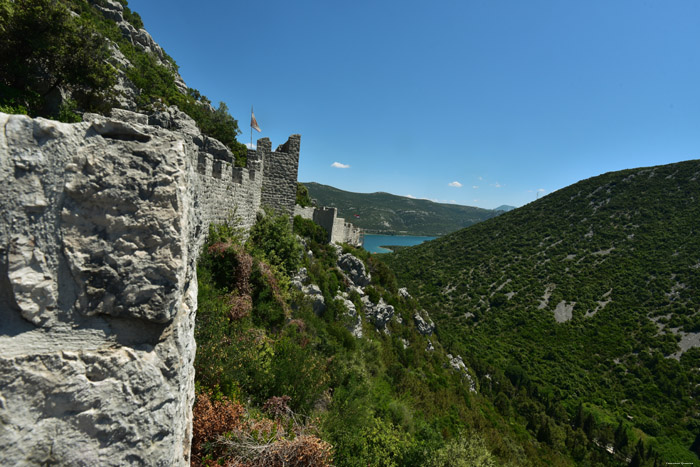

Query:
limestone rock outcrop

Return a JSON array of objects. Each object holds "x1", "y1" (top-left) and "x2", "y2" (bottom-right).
[
  {"x1": 89, "y1": 0, "x2": 188, "y2": 103},
  {"x1": 291, "y1": 268, "x2": 326, "y2": 316},
  {"x1": 335, "y1": 294, "x2": 362, "y2": 338},
  {"x1": 338, "y1": 253, "x2": 371, "y2": 287},
  {"x1": 361, "y1": 296, "x2": 395, "y2": 334},
  {"x1": 413, "y1": 310, "x2": 436, "y2": 336},
  {"x1": 446, "y1": 354, "x2": 477, "y2": 393},
  {"x1": 0, "y1": 112, "x2": 201, "y2": 465}
]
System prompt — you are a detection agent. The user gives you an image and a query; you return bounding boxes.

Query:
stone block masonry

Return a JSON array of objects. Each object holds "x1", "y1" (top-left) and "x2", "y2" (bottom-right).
[
  {"x1": 260, "y1": 135, "x2": 301, "y2": 218},
  {"x1": 295, "y1": 205, "x2": 362, "y2": 246},
  {"x1": 0, "y1": 109, "x2": 302, "y2": 466}
]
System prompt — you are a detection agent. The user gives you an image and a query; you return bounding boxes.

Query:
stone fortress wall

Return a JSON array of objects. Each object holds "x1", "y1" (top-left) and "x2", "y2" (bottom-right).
[
  {"x1": 193, "y1": 133, "x2": 300, "y2": 235},
  {"x1": 0, "y1": 108, "x2": 306, "y2": 466},
  {"x1": 294, "y1": 205, "x2": 363, "y2": 246}
]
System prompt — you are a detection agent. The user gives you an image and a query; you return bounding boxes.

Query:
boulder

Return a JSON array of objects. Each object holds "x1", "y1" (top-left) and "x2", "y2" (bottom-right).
[
  {"x1": 0, "y1": 113, "x2": 198, "y2": 465},
  {"x1": 337, "y1": 253, "x2": 371, "y2": 287},
  {"x1": 446, "y1": 354, "x2": 477, "y2": 393},
  {"x1": 291, "y1": 267, "x2": 310, "y2": 290},
  {"x1": 413, "y1": 310, "x2": 436, "y2": 336},
  {"x1": 335, "y1": 295, "x2": 362, "y2": 338},
  {"x1": 303, "y1": 284, "x2": 326, "y2": 316},
  {"x1": 361, "y1": 296, "x2": 395, "y2": 334}
]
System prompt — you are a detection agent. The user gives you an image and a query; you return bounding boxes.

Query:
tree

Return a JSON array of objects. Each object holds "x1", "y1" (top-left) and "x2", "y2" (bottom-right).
[
  {"x1": 614, "y1": 420, "x2": 629, "y2": 453},
  {"x1": 0, "y1": 0, "x2": 116, "y2": 117},
  {"x1": 296, "y1": 182, "x2": 313, "y2": 207}
]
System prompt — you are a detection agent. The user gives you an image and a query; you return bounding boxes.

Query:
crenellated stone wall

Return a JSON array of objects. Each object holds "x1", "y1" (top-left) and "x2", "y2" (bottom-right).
[
  {"x1": 194, "y1": 145, "x2": 264, "y2": 234},
  {"x1": 259, "y1": 135, "x2": 301, "y2": 218},
  {"x1": 0, "y1": 110, "x2": 302, "y2": 466}
]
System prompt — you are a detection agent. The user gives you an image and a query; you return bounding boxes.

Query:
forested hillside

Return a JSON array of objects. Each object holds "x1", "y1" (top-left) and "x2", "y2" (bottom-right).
[
  {"x1": 385, "y1": 159, "x2": 700, "y2": 464},
  {"x1": 304, "y1": 182, "x2": 500, "y2": 236}
]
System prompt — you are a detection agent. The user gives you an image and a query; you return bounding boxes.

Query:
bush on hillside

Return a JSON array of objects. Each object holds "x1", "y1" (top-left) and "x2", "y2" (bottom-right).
[
  {"x1": 0, "y1": 0, "x2": 116, "y2": 118},
  {"x1": 247, "y1": 210, "x2": 302, "y2": 275},
  {"x1": 296, "y1": 182, "x2": 313, "y2": 207}
]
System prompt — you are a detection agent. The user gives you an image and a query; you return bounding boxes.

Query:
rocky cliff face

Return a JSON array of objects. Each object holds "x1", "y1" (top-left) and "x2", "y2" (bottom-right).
[
  {"x1": 0, "y1": 111, "x2": 202, "y2": 466},
  {"x1": 89, "y1": 0, "x2": 188, "y2": 110}
]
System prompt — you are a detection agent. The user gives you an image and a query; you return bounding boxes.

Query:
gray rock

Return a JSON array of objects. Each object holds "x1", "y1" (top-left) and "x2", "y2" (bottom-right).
[
  {"x1": 110, "y1": 108, "x2": 148, "y2": 125},
  {"x1": 338, "y1": 253, "x2": 371, "y2": 287},
  {"x1": 413, "y1": 310, "x2": 435, "y2": 336},
  {"x1": 398, "y1": 287, "x2": 411, "y2": 299},
  {"x1": 361, "y1": 296, "x2": 395, "y2": 334},
  {"x1": 347, "y1": 285, "x2": 365, "y2": 296},
  {"x1": 0, "y1": 108, "x2": 304, "y2": 464},
  {"x1": 446, "y1": 354, "x2": 477, "y2": 393},
  {"x1": 291, "y1": 267, "x2": 309, "y2": 290},
  {"x1": 426, "y1": 339, "x2": 435, "y2": 352},
  {"x1": 148, "y1": 106, "x2": 200, "y2": 138},
  {"x1": 329, "y1": 243, "x2": 343, "y2": 257},
  {"x1": 0, "y1": 113, "x2": 197, "y2": 465},
  {"x1": 87, "y1": 0, "x2": 188, "y2": 108},
  {"x1": 301, "y1": 284, "x2": 325, "y2": 316},
  {"x1": 335, "y1": 295, "x2": 362, "y2": 338}
]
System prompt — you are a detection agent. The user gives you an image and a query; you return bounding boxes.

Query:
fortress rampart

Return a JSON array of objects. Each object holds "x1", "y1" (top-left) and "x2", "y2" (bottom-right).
[
  {"x1": 295, "y1": 205, "x2": 363, "y2": 246},
  {"x1": 0, "y1": 109, "x2": 301, "y2": 466}
]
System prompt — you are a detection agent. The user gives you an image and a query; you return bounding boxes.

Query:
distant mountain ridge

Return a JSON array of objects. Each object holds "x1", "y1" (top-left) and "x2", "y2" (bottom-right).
[
  {"x1": 303, "y1": 182, "x2": 501, "y2": 236},
  {"x1": 385, "y1": 159, "x2": 700, "y2": 463}
]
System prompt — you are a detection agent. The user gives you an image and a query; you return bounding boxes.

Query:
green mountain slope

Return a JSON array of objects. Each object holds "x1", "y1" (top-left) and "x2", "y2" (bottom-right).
[
  {"x1": 303, "y1": 182, "x2": 501, "y2": 236},
  {"x1": 384, "y1": 159, "x2": 700, "y2": 463}
]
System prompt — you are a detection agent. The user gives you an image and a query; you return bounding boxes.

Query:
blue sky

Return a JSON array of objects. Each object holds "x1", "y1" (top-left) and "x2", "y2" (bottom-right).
[{"x1": 129, "y1": 0, "x2": 699, "y2": 209}]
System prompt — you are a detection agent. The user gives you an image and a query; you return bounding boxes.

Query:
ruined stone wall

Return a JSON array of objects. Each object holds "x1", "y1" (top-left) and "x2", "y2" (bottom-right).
[
  {"x1": 0, "y1": 108, "x2": 305, "y2": 466},
  {"x1": 293, "y1": 205, "x2": 315, "y2": 220},
  {"x1": 260, "y1": 135, "x2": 300, "y2": 217},
  {"x1": 312, "y1": 207, "x2": 338, "y2": 243},
  {"x1": 304, "y1": 206, "x2": 362, "y2": 246},
  {"x1": 0, "y1": 112, "x2": 199, "y2": 466},
  {"x1": 331, "y1": 217, "x2": 362, "y2": 246},
  {"x1": 194, "y1": 150, "x2": 263, "y2": 236}
]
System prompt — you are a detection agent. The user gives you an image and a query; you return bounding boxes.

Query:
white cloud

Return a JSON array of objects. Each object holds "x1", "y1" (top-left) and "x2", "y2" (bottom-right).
[
  {"x1": 331, "y1": 162, "x2": 350, "y2": 169},
  {"x1": 537, "y1": 188, "x2": 546, "y2": 192},
  {"x1": 472, "y1": 185, "x2": 479, "y2": 189},
  {"x1": 245, "y1": 143, "x2": 256, "y2": 149},
  {"x1": 478, "y1": 176, "x2": 483, "y2": 181},
  {"x1": 405, "y1": 194, "x2": 416, "y2": 199},
  {"x1": 491, "y1": 182, "x2": 502, "y2": 188},
  {"x1": 448, "y1": 181, "x2": 463, "y2": 188}
]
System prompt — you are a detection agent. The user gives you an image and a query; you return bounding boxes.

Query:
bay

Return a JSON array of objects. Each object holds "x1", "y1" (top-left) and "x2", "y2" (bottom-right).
[{"x1": 362, "y1": 234, "x2": 437, "y2": 253}]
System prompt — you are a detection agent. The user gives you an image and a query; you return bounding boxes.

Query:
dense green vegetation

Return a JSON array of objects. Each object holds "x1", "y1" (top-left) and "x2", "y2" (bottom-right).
[
  {"x1": 0, "y1": 0, "x2": 248, "y2": 165},
  {"x1": 303, "y1": 182, "x2": 501, "y2": 236},
  {"x1": 193, "y1": 213, "x2": 591, "y2": 465},
  {"x1": 296, "y1": 182, "x2": 313, "y2": 208},
  {"x1": 385, "y1": 159, "x2": 700, "y2": 464},
  {"x1": 0, "y1": 0, "x2": 116, "y2": 119}
]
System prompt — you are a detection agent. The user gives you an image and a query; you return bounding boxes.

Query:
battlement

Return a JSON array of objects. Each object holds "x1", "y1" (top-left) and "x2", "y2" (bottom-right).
[
  {"x1": 257, "y1": 135, "x2": 301, "y2": 218},
  {"x1": 193, "y1": 135, "x2": 298, "y2": 233}
]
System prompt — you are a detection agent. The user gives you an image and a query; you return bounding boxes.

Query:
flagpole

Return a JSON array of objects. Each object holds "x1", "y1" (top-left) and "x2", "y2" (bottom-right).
[{"x1": 250, "y1": 105, "x2": 253, "y2": 148}]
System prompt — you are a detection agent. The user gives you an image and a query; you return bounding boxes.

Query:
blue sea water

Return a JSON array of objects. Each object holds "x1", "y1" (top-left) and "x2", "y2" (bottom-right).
[{"x1": 362, "y1": 234, "x2": 437, "y2": 253}]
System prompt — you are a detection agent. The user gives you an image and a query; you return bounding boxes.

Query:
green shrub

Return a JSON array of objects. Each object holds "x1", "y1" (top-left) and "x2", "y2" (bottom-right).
[
  {"x1": 294, "y1": 215, "x2": 328, "y2": 244},
  {"x1": 296, "y1": 182, "x2": 313, "y2": 207},
  {"x1": 426, "y1": 434, "x2": 496, "y2": 467},
  {"x1": 247, "y1": 210, "x2": 302, "y2": 275},
  {"x1": 0, "y1": 0, "x2": 116, "y2": 117}
]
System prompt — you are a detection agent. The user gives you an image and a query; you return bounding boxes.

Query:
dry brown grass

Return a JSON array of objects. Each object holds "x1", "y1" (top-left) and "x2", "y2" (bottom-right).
[{"x1": 191, "y1": 392, "x2": 333, "y2": 467}]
